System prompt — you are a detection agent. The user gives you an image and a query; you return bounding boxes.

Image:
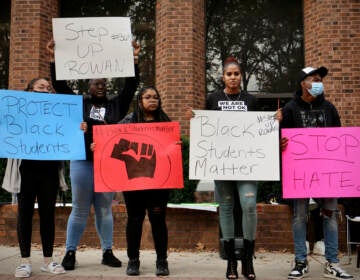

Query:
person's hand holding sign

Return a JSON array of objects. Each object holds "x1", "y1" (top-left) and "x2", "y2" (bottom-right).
[{"x1": 132, "y1": 40, "x2": 140, "y2": 64}]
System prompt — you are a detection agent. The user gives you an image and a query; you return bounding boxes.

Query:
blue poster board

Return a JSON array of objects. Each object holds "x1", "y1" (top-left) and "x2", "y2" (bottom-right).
[{"x1": 0, "y1": 90, "x2": 85, "y2": 160}]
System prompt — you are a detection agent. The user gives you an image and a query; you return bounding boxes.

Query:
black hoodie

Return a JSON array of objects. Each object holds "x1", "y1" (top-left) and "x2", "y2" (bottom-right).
[
  {"x1": 281, "y1": 89, "x2": 341, "y2": 129},
  {"x1": 50, "y1": 62, "x2": 140, "y2": 161}
]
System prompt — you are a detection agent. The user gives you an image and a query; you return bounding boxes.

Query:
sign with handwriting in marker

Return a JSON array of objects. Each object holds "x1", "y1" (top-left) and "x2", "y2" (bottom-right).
[
  {"x1": 189, "y1": 110, "x2": 280, "y2": 181},
  {"x1": 53, "y1": 17, "x2": 134, "y2": 80},
  {"x1": 282, "y1": 127, "x2": 360, "y2": 198}
]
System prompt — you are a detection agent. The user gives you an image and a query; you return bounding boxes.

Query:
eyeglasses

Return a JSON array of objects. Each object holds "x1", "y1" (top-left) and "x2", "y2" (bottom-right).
[{"x1": 142, "y1": 95, "x2": 160, "y2": 100}]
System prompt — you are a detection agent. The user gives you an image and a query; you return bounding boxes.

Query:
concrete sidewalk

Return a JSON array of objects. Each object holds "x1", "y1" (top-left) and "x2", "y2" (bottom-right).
[{"x1": 0, "y1": 246, "x2": 359, "y2": 279}]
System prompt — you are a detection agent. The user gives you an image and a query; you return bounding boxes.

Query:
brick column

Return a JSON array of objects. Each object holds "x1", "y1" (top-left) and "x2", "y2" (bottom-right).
[
  {"x1": 155, "y1": 0, "x2": 206, "y2": 135},
  {"x1": 303, "y1": 0, "x2": 360, "y2": 126},
  {"x1": 8, "y1": 0, "x2": 59, "y2": 90}
]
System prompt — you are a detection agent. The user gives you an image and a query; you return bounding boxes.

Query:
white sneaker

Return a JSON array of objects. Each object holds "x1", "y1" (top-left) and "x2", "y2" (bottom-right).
[
  {"x1": 324, "y1": 262, "x2": 353, "y2": 279},
  {"x1": 288, "y1": 260, "x2": 309, "y2": 279},
  {"x1": 15, "y1": 264, "x2": 32, "y2": 278},
  {"x1": 313, "y1": 240, "x2": 325, "y2": 256},
  {"x1": 40, "y1": 261, "x2": 65, "y2": 274}
]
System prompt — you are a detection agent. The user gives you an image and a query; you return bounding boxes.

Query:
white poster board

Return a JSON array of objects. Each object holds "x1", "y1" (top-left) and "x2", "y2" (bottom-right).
[
  {"x1": 189, "y1": 110, "x2": 280, "y2": 181},
  {"x1": 52, "y1": 17, "x2": 134, "y2": 80}
]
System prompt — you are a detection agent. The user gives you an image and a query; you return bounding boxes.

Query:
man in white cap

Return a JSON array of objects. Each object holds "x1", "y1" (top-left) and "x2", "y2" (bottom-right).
[{"x1": 281, "y1": 66, "x2": 354, "y2": 279}]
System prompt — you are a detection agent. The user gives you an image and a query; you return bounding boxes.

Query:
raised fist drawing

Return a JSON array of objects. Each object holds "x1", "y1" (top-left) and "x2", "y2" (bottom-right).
[{"x1": 111, "y1": 138, "x2": 156, "y2": 179}]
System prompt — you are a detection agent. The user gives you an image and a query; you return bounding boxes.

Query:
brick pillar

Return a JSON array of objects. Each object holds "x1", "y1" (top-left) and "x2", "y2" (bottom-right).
[
  {"x1": 303, "y1": 0, "x2": 360, "y2": 126},
  {"x1": 8, "y1": 0, "x2": 59, "y2": 90},
  {"x1": 155, "y1": 0, "x2": 206, "y2": 135}
]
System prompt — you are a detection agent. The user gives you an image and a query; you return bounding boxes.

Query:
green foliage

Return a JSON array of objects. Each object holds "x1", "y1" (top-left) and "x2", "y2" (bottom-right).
[
  {"x1": 168, "y1": 136, "x2": 198, "y2": 203},
  {"x1": 206, "y1": 0, "x2": 304, "y2": 93},
  {"x1": 60, "y1": 0, "x2": 156, "y2": 93},
  {"x1": 257, "y1": 181, "x2": 284, "y2": 204}
]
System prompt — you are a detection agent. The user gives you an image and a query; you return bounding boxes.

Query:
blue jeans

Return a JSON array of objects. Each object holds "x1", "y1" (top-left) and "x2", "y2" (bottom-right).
[
  {"x1": 215, "y1": 180, "x2": 257, "y2": 240},
  {"x1": 292, "y1": 198, "x2": 339, "y2": 263},
  {"x1": 66, "y1": 160, "x2": 114, "y2": 252}
]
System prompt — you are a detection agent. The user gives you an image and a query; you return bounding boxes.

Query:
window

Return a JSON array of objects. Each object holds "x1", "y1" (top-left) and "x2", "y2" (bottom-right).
[{"x1": 206, "y1": 0, "x2": 304, "y2": 99}]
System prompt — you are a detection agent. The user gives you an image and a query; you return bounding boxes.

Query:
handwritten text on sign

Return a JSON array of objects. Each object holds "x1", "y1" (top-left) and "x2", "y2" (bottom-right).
[
  {"x1": 282, "y1": 127, "x2": 360, "y2": 198},
  {"x1": 52, "y1": 17, "x2": 134, "y2": 80},
  {"x1": 93, "y1": 122, "x2": 183, "y2": 192},
  {"x1": 189, "y1": 110, "x2": 280, "y2": 180},
  {"x1": 0, "y1": 90, "x2": 85, "y2": 160}
]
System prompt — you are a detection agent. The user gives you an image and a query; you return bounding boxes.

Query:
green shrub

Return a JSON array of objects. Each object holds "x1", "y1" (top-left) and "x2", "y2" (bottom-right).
[
  {"x1": 257, "y1": 181, "x2": 284, "y2": 204},
  {"x1": 168, "y1": 135, "x2": 198, "y2": 203}
]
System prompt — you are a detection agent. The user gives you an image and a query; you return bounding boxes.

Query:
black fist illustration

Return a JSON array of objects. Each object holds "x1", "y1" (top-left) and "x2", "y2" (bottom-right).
[{"x1": 111, "y1": 138, "x2": 156, "y2": 179}]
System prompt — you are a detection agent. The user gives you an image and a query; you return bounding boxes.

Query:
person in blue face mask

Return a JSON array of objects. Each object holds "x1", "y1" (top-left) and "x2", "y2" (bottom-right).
[{"x1": 280, "y1": 67, "x2": 354, "y2": 280}]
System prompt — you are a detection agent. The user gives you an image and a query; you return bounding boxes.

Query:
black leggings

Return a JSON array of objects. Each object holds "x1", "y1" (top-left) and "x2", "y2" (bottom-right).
[
  {"x1": 17, "y1": 160, "x2": 59, "y2": 258},
  {"x1": 123, "y1": 189, "x2": 169, "y2": 260}
]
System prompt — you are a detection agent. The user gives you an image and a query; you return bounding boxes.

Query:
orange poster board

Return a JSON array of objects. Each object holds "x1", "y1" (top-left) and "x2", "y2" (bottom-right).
[{"x1": 93, "y1": 122, "x2": 183, "y2": 192}]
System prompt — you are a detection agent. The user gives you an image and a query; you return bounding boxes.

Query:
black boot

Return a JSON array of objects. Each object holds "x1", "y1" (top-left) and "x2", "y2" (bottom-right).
[
  {"x1": 102, "y1": 249, "x2": 122, "y2": 267},
  {"x1": 62, "y1": 250, "x2": 76, "y2": 270},
  {"x1": 242, "y1": 239, "x2": 256, "y2": 280},
  {"x1": 126, "y1": 259, "x2": 140, "y2": 276},
  {"x1": 156, "y1": 258, "x2": 169, "y2": 276},
  {"x1": 224, "y1": 239, "x2": 238, "y2": 279}
]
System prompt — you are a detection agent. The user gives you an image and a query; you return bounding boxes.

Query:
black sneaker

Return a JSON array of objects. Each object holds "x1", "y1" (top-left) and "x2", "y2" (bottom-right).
[
  {"x1": 324, "y1": 262, "x2": 354, "y2": 279},
  {"x1": 61, "y1": 250, "x2": 76, "y2": 271},
  {"x1": 288, "y1": 260, "x2": 309, "y2": 279},
  {"x1": 101, "y1": 249, "x2": 122, "y2": 267},
  {"x1": 126, "y1": 259, "x2": 140, "y2": 276},
  {"x1": 156, "y1": 259, "x2": 169, "y2": 276}
]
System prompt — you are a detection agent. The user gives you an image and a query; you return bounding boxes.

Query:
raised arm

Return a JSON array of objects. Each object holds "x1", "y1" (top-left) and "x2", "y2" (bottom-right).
[
  {"x1": 117, "y1": 40, "x2": 141, "y2": 118},
  {"x1": 46, "y1": 39, "x2": 75, "y2": 95}
]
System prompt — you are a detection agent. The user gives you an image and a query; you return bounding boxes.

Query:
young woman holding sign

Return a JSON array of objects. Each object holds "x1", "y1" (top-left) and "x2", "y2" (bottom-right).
[
  {"x1": 186, "y1": 57, "x2": 283, "y2": 280},
  {"x1": 47, "y1": 39, "x2": 140, "y2": 271},
  {"x1": 118, "y1": 86, "x2": 172, "y2": 277},
  {"x1": 2, "y1": 78, "x2": 67, "y2": 278},
  {"x1": 207, "y1": 57, "x2": 258, "y2": 280}
]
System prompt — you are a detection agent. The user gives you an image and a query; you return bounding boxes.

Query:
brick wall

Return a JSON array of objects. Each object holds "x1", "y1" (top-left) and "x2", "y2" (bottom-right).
[
  {"x1": 303, "y1": 0, "x2": 360, "y2": 127},
  {"x1": 8, "y1": 1, "x2": 359, "y2": 128},
  {"x1": 155, "y1": 0, "x2": 206, "y2": 135},
  {"x1": 0, "y1": 203, "x2": 347, "y2": 252},
  {"x1": 8, "y1": 0, "x2": 59, "y2": 90}
]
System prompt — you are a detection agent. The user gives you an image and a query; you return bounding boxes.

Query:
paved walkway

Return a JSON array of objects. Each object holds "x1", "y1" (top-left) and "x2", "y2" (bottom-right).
[{"x1": 0, "y1": 246, "x2": 359, "y2": 279}]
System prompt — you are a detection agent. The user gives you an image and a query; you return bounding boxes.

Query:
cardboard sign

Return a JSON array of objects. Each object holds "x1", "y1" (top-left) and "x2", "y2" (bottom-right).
[
  {"x1": 189, "y1": 110, "x2": 280, "y2": 180},
  {"x1": 0, "y1": 90, "x2": 85, "y2": 160},
  {"x1": 93, "y1": 122, "x2": 183, "y2": 192},
  {"x1": 282, "y1": 127, "x2": 360, "y2": 198},
  {"x1": 52, "y1": 17, "x2": 134, "y2": 80}
]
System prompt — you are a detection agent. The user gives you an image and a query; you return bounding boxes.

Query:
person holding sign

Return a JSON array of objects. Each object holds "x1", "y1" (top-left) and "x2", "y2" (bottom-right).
[
  {"x1": 187, "y1": 57, "x2": 260, "y2": 280},
  {"x1": 281, "y1": 66, "x2": 353, "y2": 280},
  {"x1": 118, "y1": 86, "x2": 172, "y2": 277},
  {"x1": 1, "y1": 78, "x2": 66, "y2": 278},
  {"x1": 47, "y1": 39, "x2": 140, "y2": 270}
]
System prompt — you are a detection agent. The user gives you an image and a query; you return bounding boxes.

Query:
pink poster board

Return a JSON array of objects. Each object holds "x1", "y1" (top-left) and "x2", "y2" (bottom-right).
[
  {"x1": 93, "y1": 122, "x2": 183, "y2": 192},
  {"x1": 282, "y1": 127, "x2": 360, "y2": 198}
]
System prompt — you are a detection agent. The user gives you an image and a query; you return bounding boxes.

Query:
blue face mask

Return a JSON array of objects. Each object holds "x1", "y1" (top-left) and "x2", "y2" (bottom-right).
[{"x1": 307, "y1": 82, "x2": 324, "y2": 97}]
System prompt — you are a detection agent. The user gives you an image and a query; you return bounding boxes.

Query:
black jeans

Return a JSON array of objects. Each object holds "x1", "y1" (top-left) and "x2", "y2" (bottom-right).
[
  {"x1": 17, "y1": 160, "x2": 59, "y2": 258},
  {"x1": 123, "y1": 189, "x2": 169, "y2": 260}
]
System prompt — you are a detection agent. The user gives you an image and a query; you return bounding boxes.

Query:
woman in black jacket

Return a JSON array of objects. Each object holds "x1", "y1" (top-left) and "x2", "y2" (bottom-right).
[
  {"x1": 47, "y1": 40, "x2": 140, "y2": 270},
  {"x1": 119, "y1": 86, "x2": 171, "y2": 277}
]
